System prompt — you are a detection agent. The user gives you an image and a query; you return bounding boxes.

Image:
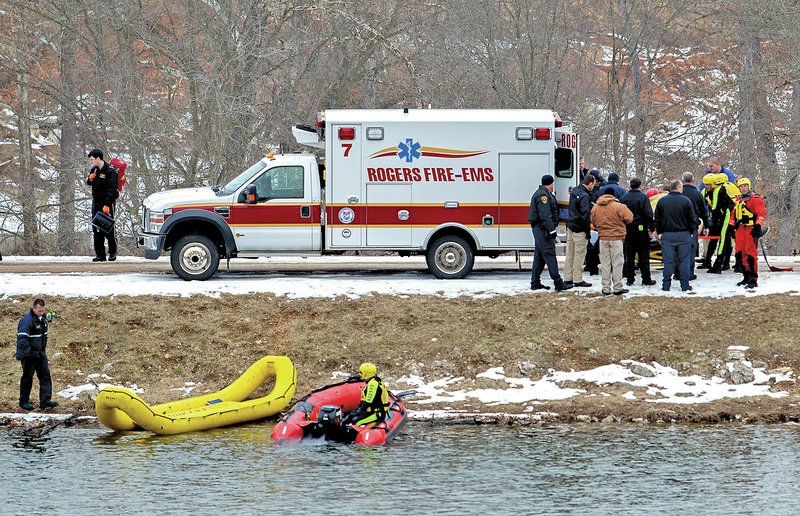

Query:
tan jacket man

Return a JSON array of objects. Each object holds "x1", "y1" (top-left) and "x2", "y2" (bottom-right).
[{"x1": 591, "y1": 194, "x2": 634, "y2": 295}]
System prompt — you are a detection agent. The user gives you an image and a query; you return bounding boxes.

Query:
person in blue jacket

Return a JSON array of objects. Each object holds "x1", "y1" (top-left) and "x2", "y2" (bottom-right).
[
  {"x1": 16, "y1": 299, "x2": 59, "y2": 411},
  {"x1": 598, "y1": 172, "x2": 626, "y2": 199},
  {"x1": 699, "y1": 156, "x2": 735, "y2": 192}
]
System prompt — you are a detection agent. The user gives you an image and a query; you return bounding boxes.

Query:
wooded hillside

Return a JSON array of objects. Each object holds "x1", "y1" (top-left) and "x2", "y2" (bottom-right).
[{"x1": 1, "y1": 0, "x2": 798, "y2": 254}]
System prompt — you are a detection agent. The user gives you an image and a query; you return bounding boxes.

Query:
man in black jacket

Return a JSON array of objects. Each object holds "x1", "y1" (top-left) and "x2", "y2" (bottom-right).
[
  {"x1": 584, "y1": 170, "x2": 605, "y2": 275},
  {"x1": 16, "y1": 299, "x2": 58, "y2": 410},
  {"x1": 655, "y1": 180, "x2": 699, "y2": 292},
  {"x1": 564, "y1": 174, "x2": 595, "y2": 287},
  {"x1": 681, "y1": 172, "x2": 709, "y2": 280},
  {"x1": 620, "y1": 178, "x2": 656, "y2": 286},
  {"x1": 528, "y1": 175, "x2": 572, "y2": 291},
  {"x1": 87, "y1": 148, "x2": 119, "y2": 262}
]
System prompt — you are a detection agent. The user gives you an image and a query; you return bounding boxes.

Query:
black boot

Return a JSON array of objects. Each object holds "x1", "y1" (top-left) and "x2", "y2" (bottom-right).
[
  {"x1": 745, "y1": 279, "x2": 758, "y2": 289},
  {"x1": 737, "y1": 271, "x2": 750, "y2": 287}
]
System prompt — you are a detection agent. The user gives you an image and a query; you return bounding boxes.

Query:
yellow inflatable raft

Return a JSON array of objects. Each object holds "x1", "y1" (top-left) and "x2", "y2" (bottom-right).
[{"x1": 95, "y1": 355, "x2": 296, "y2": 435}]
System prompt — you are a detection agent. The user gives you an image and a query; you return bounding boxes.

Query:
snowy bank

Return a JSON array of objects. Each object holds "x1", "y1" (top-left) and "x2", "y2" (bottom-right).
[{"x1": 1, "y1": 255, "x2": 798, "y2": 299}]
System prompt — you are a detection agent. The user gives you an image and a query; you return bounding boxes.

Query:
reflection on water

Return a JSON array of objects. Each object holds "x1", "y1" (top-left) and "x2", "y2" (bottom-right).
[{"x1": 2, "y1": 423, "x2": 800, "y2": 515}]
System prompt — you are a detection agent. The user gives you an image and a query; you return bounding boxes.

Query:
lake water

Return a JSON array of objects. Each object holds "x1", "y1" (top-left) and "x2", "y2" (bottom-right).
[{"x1": 2, "y1": 423, "x2": 799, "y2": 515}]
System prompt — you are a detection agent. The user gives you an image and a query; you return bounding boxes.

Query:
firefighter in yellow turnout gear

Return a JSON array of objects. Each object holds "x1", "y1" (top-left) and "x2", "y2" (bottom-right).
[
  {"x1": 344, "y1": 363, "x2": 390, "y2": 426},
  {"x1": 707, "y1": 173, "x2": 739, "y2": 273}
]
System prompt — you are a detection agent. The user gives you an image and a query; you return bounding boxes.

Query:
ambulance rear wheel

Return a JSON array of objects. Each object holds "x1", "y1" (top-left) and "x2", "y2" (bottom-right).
[
  {"x1": 171, "y1": 234, "x2": 220, "y2": 281},
  {"x1": 427, "y1": 236, "x2": 474, "y2": 279}
]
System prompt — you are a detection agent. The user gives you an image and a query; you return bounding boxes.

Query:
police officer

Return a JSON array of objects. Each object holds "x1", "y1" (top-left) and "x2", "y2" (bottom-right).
[
  {"x1": 87, "y1": 148, "x2": 119, "y2": 262},
  {"x1": 16, "y1": 298, "x2": 59, "y2": 411},
  {"x1": 528, "y1": 175, "x2": 572, "y2": 291},
  {"x1": 620, "y1": 178, "x2": 657, "y2": 286},
  {"x1": 343, "y1": 363, "x2": 390, "y2": 426}
]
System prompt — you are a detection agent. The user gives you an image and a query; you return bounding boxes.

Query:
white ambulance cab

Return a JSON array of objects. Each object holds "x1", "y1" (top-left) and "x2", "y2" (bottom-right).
[{"x1": 137, "y1": 109, "x2": 579, "y2": 280}]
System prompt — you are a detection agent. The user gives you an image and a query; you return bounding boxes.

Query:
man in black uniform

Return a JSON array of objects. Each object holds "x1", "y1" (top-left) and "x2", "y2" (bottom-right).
[
  {"x1": 620, "y1": 178, "x2": 656, "y2": 286},
  {"x1": 16, "y1": 298, "x2": 58, "y2": 410},
  {"x1": 529, "y1": 175, "x2": 572, "y2": 291},
  {"x1": 654, "y1": 180, "x2": 699, "y2": 292},
  {"x1": 680, "y1": 172, "x2": 709, "y2": 280},
  {"x1": 87, "y1": 149, "x2": 119, "y2": 262}
]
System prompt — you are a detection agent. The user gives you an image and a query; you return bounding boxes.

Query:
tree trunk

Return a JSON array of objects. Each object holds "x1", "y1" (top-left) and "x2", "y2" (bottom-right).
[
  {"x1": 57, "y1": 25, "x2": 78, "y2": 255},
  {"x1": 622, "y1": 0, "x2": 645, "y2": 180},
  {"x1": 17, "y1": 62, "x2": 39, "y2": 254},
  {"x1": 738, "y1": 13, "x2": 758, "y2": 174}
]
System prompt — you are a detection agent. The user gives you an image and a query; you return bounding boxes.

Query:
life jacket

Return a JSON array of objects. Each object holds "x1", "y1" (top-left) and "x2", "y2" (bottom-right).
[
  {"x1": 735, "y1": 192, "x2": 767, "y2": 227},
  {"x1": 361, "y1": 376, "x2": 390, "y2": 416}
]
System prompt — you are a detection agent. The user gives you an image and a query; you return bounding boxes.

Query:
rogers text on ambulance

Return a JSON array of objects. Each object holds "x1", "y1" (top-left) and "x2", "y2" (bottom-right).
[{"x1": 366, "y1": 167, "x2": 494, "y2": 182}]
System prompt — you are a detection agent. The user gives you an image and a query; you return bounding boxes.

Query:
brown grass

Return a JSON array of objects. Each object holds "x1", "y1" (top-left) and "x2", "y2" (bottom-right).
[{"x1": 2, "y1": 292, "x2": 799, "y2": 422}]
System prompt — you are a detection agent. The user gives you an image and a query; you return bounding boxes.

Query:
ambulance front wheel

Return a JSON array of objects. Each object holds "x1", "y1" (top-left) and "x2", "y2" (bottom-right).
[
  {"x1": 171, "y1": 234, "x2": 220, "y2": 281},
  {"x1": 427, "y1": 235, "x2": 474, "y2": 279}
]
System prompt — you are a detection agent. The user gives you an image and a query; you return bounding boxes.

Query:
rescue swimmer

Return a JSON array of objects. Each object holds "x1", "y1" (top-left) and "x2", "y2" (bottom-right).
[
  {"x1": 734, "y1": 177, "x2": 767, "y2": 288},
  {"x1": 342, "y1": 362, "x2": 390, "y2": 426},
  {"x1": 706, "y1": 172, "x2": 739, "y2": 273}
]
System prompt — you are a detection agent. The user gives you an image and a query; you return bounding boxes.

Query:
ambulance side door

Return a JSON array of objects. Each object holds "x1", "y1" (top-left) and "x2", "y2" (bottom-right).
[
  {"x1": 498, "y1": 153, "x2": 550, "y2": 247},
  {"x1": 327, "y1": 124, "x2": 363, "y2": 247}
]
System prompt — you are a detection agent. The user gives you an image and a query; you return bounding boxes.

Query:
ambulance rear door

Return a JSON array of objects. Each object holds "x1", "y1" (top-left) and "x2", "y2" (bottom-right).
[{"x1": 554, "y1": 130, "x2": 579, "y2": 223}]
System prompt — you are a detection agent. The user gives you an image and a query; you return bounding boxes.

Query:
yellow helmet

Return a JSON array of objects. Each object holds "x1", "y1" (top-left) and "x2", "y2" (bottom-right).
[
  {"x1": 736, "y1": 177, "x2": 751, "y2": 189},
  {"x1": 702, "y1": 173, "x2": 716, "y2": 185},
  {"x1": 359, "y1": 362, "x2": 377, "y2": 379},
  {"x1": 712, "y1": 173, "x2": 728, "y2": 186}
]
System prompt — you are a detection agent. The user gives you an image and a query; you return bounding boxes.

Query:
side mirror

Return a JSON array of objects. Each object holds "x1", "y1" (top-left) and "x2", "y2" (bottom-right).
[{"x1": 242, "y1": 185, "x2": 258, "y2": 204}]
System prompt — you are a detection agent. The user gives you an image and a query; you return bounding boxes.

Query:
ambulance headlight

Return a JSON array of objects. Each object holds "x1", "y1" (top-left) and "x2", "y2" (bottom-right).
[{"x1": 148, "y1": 209, "x2": 171, "y2": 233}]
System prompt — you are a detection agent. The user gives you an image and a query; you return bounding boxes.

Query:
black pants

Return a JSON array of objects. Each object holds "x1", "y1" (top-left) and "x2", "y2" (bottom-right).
[
  {"x1": 584, "y1": 240, "x2": 600, "y2": 274},
  {"x1": 712, "y1": 223, "x2": 734, "y2": 270},
  {"x1": 623, "y1": 228, "x2": 651, "y2": 282},
  {"x1": 703, "y1": 223, "x2": 721, "y2": 265},
  {"x1": 92, "y1": 201, "x2": 117, "y2": 257},
  {"x1": 531, "y1": 226, "x2": 562, "y2": 285},
  {"x1": 20, "y1": 355, "x2": 53, "y2": 404}
]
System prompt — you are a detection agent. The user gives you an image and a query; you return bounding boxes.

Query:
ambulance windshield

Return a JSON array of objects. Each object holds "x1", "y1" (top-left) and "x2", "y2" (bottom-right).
[{"x1": 218, "y1": 160, "x2": 268, "y2": 195}]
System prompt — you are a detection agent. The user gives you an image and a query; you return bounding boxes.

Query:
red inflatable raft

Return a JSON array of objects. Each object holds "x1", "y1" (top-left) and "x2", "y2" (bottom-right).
[{"x1": 271, "y1": 378, "x2": 409, "y2": 446}]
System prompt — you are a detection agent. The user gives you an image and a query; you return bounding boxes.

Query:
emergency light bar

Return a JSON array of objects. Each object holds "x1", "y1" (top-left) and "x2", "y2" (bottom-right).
[{"x1": 338, "y1": 127, "x2": 355, "y2": 140}]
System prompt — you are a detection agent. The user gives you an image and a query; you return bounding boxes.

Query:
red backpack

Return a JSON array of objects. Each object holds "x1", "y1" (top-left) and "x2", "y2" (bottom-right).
[{"x1": 109, "y1": 157, "x2": 128, "y2": 193}]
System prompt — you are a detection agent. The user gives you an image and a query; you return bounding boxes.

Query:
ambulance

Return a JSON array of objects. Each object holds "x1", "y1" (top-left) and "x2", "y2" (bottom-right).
[{"x1": 137, "y1": 109, "x2": 579, "y2": 280}]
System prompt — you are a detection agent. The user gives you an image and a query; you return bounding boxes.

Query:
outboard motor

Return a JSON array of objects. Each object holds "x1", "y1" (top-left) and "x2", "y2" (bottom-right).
[{"x1": 311, "y1": 405, "x2": 342, "y2": 439}]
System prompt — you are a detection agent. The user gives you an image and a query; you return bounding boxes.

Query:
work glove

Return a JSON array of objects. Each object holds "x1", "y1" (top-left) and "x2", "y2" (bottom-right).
[
  {"x1": 103, "y1": 206, "x2": 110, "y2": 215},
  {"x1": 734, "y1": 220, "x2": 740, "y2": 230},
  {"x1": 89, "y1": 172, "x2": 96, "y2": 181},
  {"x1": 547, "y1": 230, "x2": 557, "y2": 240},
  {"x1": 751, "y1": 224, "x2": 761, "y2": 239}
]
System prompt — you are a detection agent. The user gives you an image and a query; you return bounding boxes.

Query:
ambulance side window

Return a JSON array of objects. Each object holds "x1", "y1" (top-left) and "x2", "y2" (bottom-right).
[
  {"x1": 555, "y1": 149, "x2": 573, "y2": 178},
  {"x1": 251, "y1": 166, "x2": 305, "y2": 200}
]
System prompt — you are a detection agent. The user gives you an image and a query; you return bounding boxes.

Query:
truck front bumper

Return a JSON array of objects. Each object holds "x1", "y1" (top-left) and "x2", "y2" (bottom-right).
[{"x1": 136, "y1": 228, "x2": 165, "y2": 260}]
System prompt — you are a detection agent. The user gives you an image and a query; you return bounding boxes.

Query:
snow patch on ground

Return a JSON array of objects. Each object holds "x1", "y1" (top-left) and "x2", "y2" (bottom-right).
[
  {"x1": 0, "y1": 255, "x2": 798, "y2": 299},
  {"x1": 399, "y1": 361, "x2": 793, "y2": 407}
]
